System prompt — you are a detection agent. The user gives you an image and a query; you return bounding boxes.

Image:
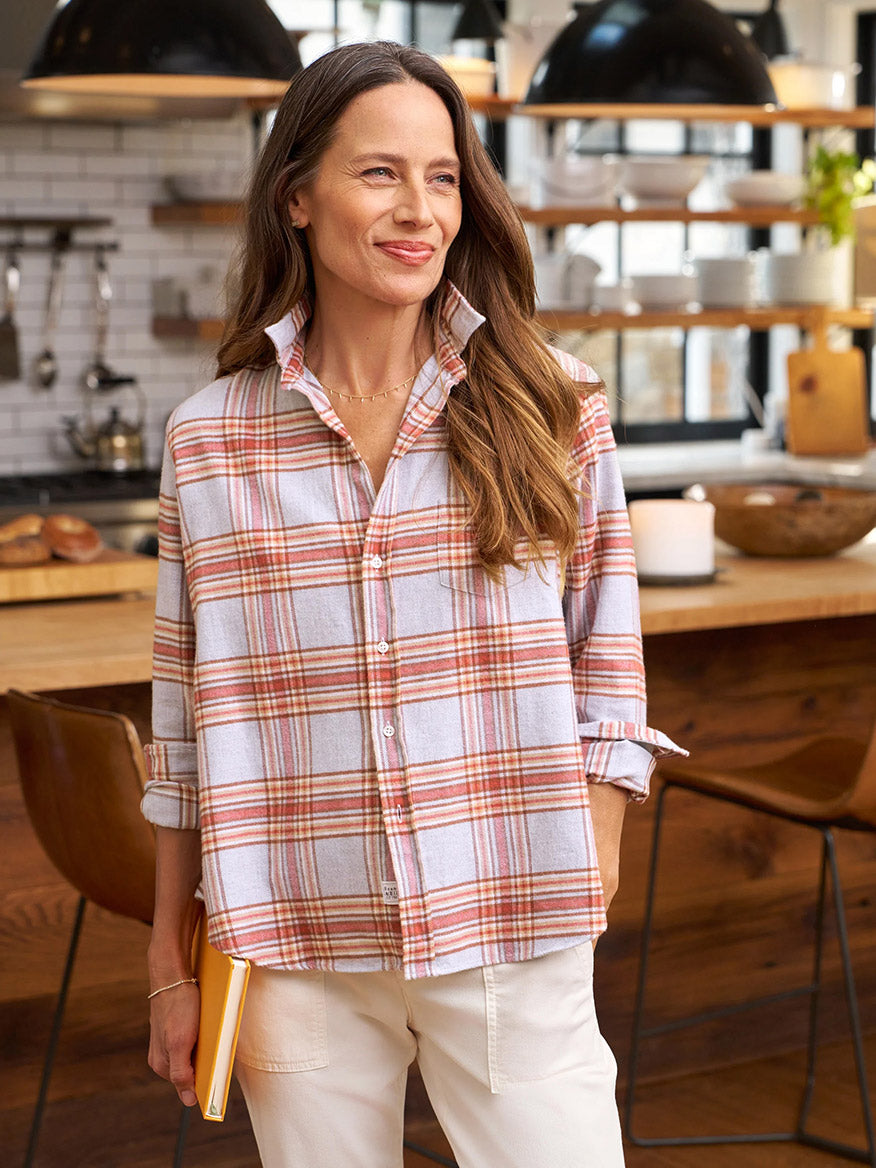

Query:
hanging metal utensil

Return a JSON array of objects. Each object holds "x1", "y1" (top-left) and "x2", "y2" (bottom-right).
[
  {"x1": 0, "y1": 248, "x2": 22, "y2": 382},
  {"x1": 82, "y1": 247, "x2": 115, "y2": 391},
  {"x1": 33, "y1": 241, "x2": 68, "y2": 389}
]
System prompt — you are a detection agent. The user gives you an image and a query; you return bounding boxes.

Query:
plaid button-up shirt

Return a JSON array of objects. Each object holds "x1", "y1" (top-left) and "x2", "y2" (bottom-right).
[{"x1": 142, "y1": 282, "x2": 682, "y2": 979}]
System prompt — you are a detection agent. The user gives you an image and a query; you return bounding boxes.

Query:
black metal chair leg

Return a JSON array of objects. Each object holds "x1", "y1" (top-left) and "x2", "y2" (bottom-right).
[
  {"x1": 402, "y1": 1140, "x2": 457, "y2": 1167},
  {"x1": 796, "y1": 830, "x2": 830, "y2": 1137},
  {"x1": 623, "y1": 781, "x2": 670, "y2": 1145},
  {"x1": 796, "y1": 829, "x2": 876, "y2": 1167},
  {"x1": 23, "y1": 895, "x2": 87, "y2": 1168},
  {"x1": 172, "y1": 1102, "x2": 191, "y2": 1168}
]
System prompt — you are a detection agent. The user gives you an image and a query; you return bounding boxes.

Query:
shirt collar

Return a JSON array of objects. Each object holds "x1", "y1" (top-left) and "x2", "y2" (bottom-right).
[{"x1": 263, "y1": 281, "x2": 485, "y2": 393}]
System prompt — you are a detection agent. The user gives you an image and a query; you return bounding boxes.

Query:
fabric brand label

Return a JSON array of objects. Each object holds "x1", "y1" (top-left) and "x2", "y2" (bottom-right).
[{"x1": 381, "y1": 881, "x2": 399, "y2": 905}]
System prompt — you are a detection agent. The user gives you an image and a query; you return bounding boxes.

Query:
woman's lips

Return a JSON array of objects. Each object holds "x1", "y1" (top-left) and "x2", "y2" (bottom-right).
[{"x1": 376, "y1": 241, "x2": 435, "y2": 266}]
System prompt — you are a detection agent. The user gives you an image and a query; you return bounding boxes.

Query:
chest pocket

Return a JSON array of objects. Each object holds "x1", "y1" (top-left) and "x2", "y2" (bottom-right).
[{"x1": 436, "y1": 504, "x2": 553, "y2": 596}]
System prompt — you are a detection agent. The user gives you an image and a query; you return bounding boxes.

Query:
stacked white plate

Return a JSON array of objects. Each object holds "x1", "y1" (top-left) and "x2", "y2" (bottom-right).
[
  {"x1": 762, "y1": 251, "x2": 838, "y2": 305},
  {"x1": 696, "y1": 255, "x2": 760, "y2": 307}
]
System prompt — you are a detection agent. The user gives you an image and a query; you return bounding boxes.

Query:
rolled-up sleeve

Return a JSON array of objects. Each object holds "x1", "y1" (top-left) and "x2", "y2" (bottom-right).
[
  {"x1": 563, "y1": 389, "x2": 686, "y2": 800},
  {"x1": 141, "y1": 431, "x2": 200, "y2": 829}
]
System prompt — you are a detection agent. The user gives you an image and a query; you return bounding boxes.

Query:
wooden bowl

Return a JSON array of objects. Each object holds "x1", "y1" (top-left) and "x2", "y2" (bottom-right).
[{"x1": 697, "y1": 484, "x2": 876, "y2": 557}]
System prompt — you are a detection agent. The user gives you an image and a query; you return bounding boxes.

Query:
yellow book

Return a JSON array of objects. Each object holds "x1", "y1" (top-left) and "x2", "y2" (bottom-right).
[{"x1": 192, "y1": 915, "x2": 251, "y2": 1122}]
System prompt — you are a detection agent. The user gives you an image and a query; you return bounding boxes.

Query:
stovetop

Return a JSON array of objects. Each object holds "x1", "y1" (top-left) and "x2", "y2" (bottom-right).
[{"x1": 0, "y1": 469, "x2": 161, "y2": 507}]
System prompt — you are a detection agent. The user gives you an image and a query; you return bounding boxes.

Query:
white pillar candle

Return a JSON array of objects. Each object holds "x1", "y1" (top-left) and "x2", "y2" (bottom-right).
[{"x1": 628, "y1": 499, "x2": 715, "y2": 580}]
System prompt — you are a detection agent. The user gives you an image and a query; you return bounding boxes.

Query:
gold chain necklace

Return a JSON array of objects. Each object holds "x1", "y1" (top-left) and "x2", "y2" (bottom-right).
[{"x1": 303, "y1": 348, "x2": 418, "y2": 403}]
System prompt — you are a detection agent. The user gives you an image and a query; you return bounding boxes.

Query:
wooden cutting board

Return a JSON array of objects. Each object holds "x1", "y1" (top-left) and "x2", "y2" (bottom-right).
[
  {"x1": 786, "y1": 309, "x2": 871, "y2": 456},
  {"x1": 0, "y1": 548, "x2": 158, "y2": 604}
]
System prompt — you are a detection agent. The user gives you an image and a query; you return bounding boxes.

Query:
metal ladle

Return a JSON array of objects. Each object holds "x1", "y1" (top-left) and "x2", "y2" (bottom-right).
[
  {"x1": 33, "y1": 241, "x2": 67, "y2": 389},
  {"x1": 82, "y1": 248, "x2": 115, "y2": 392}
]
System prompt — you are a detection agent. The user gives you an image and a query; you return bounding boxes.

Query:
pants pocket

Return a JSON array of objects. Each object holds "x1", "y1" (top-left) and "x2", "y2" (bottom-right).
[
  {"x1": 483, "y1": 943, "x2": 598, "y2": 1093},
  {"x1": 235, "y1": 966, "x2": 329, "y2": 1072}
]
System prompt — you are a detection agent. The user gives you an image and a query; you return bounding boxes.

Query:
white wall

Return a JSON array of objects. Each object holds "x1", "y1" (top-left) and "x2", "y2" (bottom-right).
[{"x1": 0, "y1": 116, "x2": 252, "y2": 475}]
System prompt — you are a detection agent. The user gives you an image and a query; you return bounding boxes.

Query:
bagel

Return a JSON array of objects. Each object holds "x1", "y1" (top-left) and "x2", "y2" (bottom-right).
[{"x1": 43, "y1": 514, "x2": 103, "y2": 563}]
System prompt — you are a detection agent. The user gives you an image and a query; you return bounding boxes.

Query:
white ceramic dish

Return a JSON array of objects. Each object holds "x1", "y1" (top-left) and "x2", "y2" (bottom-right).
[
  {"x1": 618, "y1": 155, "x2": 709, "y2": 204},
  {"x1": 533, "y1": 252, "x2": 601, "y2": 308},
  {"x1": 768, "y1": 60, "x2": 854, "y2": 111},
  {"x1": 591, "y1": 281, "x2": 636, "y2": 312},
  {"x1": 631, "y1": 273, "x2": 700, "y2": 311},
  {"x1": 724, "y1": 171, "x2": 806, "y2": 207},
  {"x1": 436, "y1": 55, "x2": 496, "y2": 97},
  {"x1": 761, "y1": 251, "x2": 839, "y2": 305},
  {"x1": 529, "y1": 155, "x2": 618, "y2": 208},
  {"x1": 695, "y1": 255, "x2": 760, "y2": 307}
]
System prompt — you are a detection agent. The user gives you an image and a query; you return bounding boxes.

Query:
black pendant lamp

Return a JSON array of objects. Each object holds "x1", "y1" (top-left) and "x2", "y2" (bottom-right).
[
  {"x1": 749, "y1": 0, "x2": 791, "y2": 61},
  {"x1": 525, "y1": 0, "x2": 778, "y2": 106},
  {"x1": 22, "y1": 0, "x2": 301, "y2": 99},
  {"x1": 451, "y1": 0, "x2": 505, "y2": 44}
]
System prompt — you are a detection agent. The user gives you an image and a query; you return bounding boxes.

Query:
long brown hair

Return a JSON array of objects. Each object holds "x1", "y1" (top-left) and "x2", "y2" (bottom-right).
[{"x1": 218, "y1": 42, "x2": 587, "y2": 576}]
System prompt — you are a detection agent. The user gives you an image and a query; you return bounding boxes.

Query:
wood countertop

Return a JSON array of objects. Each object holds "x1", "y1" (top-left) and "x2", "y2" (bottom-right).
[
  {"x1": 0, "y1": 540, "x2": 874, "y2": 691},
  {"x1": 639, "y1": 538, "x2": 876, "y2": 635},
  {"x1": 0, "y1": 594, "x2": 157, "y2": 692}
]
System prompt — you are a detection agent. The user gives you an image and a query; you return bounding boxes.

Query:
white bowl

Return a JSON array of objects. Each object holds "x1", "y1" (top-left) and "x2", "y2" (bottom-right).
[
  {"x1": 695, "y1": 255, "x2": 760, "y2": 307},
  {"x1": 618, "y1": 155, "x2": 709, "y2": 204},
  {"x1": 592, "y1": 281, "x2": 636, "y2": 312},
  {"x1": 768, "y1": 61, "x2": 854, "y2": 110},
  {"x1": 529, "y1": 155, "x2": 618, "y2": 208},
  {"x1": 725, "y1": 171, "x2": 806, "y2": 207},
  {"x1": 631, "y1": 273, "x2": 700, "y2": 311},
  {"x1": 762, "y1": 251, "x2": 840, "y2": 305},
  {"x1": 163, "y1": 172, "x2": 244, "y2": 201},
  {"x1": 437, "y1": 55, "x2": 496, "y2": 97}
]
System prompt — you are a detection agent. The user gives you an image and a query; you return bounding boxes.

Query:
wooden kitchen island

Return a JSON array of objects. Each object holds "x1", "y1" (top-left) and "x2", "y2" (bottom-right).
[{"x1": 2, "y1": 541, "x2": 876, "y2": 1132}]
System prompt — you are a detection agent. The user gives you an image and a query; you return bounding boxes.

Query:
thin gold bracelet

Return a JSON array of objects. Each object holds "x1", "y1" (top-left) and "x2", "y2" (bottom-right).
[{"x1": 147, "y1": 976, "x2": 199, "y2": 1000}]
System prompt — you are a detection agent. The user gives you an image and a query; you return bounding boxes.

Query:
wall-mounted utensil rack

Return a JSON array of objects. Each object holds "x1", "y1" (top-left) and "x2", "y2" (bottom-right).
[{"x1": 0, "y1": 217, "x2": 117, "y2": 252}]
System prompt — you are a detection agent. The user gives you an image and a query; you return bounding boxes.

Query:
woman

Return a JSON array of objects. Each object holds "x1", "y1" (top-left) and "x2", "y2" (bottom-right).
[{"x1": 142, "y1": 41, "x2": 682, "y2": 1168}]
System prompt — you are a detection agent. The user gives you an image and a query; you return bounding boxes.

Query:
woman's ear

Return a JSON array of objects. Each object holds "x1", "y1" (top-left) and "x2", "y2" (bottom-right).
[{"x1": 288, "y1": 192, "x2": 309, "y2": 230}]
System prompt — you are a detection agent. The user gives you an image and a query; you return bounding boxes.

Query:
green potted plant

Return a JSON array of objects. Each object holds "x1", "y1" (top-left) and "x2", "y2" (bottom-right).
[{"x1": 804, "y1": 144, "x2": 876, "y2": 246}]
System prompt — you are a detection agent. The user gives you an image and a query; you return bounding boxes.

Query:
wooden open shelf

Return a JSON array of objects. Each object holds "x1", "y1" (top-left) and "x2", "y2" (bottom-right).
[
  {"x1": 467, "y1": 95, "x2": 519, "y2": 119},
  {"x1": 154, "y1": 305, "x2": 874, "y2": 342},
  {"x1": 536, "y1": 306, "x2": 875, "y2": 331},
  {"x1": 153, "y1": 316, "x2": 225, "y2": 341},
  {"x1": 518, "y1": 103, "x2": 876, "y2": 128},
  {"x1": 151, "y1": 202, "x2": 241, "y2": 227},
  {"x1": 152, "y1": 201, "x2": 824, "y2": 229},
  {"x1": 518, "y1": 204, "x2": 821, "y2": 227}
]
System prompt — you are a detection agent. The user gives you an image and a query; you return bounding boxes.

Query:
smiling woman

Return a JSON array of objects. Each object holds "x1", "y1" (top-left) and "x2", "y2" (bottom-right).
[{"x1": 140, "y1": 40, "x2": 683, "y2": 1168}]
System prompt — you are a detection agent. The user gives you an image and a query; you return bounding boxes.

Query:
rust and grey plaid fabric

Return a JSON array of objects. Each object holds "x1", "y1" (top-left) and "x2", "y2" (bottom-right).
[{"x1": 142, "y1": 283, "x2": 682, "y2": 978}]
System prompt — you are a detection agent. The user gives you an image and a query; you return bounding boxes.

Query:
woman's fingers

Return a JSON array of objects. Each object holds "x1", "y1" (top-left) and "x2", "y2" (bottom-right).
[{"x1": 148, "y1": 989, "x2": 200, "y2": 1107}]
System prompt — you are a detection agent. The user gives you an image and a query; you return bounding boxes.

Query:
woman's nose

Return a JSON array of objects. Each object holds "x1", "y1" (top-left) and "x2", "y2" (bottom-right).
[{"x1": 393, "y1": 180, "x2": 433, "y2": 225}]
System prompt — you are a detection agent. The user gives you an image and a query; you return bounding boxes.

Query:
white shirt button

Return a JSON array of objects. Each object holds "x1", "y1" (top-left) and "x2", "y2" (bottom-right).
[
  {"x1": 371, "y1": 555, "x2": 383, "y2": 569},
  {"x1": 377, "y1": 640, "x2": 389, "y2": 654},
  {"x1": 382, "y1": 723, "x2": 395, "y2": 738}
]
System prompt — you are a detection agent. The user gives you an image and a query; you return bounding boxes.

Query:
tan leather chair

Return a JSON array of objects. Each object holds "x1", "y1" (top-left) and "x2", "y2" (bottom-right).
[
  {"x1": 7, "y1": 688, "x2": 188, "y2": 1168},
  {"x1": 624, "y1": 730, "x2": 876, "y2": 1164}
]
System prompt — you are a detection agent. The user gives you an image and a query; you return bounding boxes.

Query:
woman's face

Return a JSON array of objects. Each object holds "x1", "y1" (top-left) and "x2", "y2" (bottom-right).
[{"x1": 289, "y1": 80, "x2": 462, "y2": 313}]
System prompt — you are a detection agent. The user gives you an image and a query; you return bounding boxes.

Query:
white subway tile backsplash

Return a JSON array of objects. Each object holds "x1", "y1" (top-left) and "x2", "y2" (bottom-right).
[
  {"x1": 1, "y1": 112, "x2": 251, "y2": 475},
  {"x1": 2, "y1": 176, "x2": 50, "y2": 201},
  {"x1": 45, "y1": 124, "x2": 119, "y2": 152},
  {"x1": 12, "y1": 151, "x2": 84, "y2": 177}
]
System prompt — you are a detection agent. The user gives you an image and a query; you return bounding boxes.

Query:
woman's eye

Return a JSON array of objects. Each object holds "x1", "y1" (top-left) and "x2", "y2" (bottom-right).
[
  {"x1": 433, "y1": 173, "x2": 458, "y2": 186},
  {"x1": 364, "y1": 166, "x2": 393, "y2": 179}
]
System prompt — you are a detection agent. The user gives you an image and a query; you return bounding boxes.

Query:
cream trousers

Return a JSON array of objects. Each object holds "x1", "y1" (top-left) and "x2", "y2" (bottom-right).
[{"x1": 234, "y1": 942, "x2": 624, "y2": 1168}]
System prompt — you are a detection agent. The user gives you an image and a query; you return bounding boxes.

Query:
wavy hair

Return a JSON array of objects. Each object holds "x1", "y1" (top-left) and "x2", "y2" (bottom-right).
[{"x1": 217, "y1": 41, "x2": 591, "y2": 576}]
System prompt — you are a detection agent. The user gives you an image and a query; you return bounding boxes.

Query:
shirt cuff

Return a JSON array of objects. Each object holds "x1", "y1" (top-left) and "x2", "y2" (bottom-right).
[
  {"x1": 141, "y1": 742, "x2": 200, "y2": 829},
  {"x1": 579, "y1": 721, "x2": 688, "y2": 803}
]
